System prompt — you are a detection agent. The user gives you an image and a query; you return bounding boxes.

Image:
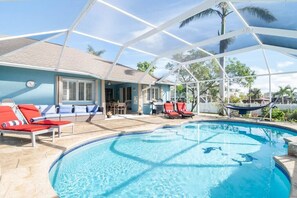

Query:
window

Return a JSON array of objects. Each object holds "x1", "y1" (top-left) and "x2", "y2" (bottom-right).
[
  {"x1": 62, "y1": 78, "x2": 95, "y2": 102},
  {"x1": 146, "y1": 87, "x2": 160, "y2": 102}
]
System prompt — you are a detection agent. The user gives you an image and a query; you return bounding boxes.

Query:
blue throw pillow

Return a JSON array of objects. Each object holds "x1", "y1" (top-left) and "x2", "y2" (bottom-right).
[
  {"x1": 59, "y1": 105, "x2": 73, "y2": 113},
  {"x1": 87, "y1": 105, "x2": 98, "y2": 112}
]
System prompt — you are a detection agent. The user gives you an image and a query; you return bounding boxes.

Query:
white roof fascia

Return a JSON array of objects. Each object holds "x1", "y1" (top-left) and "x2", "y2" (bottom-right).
[
  {"x1": 1, "y1": 32, "x2": 66, "y2": 57},
  {"x1": 251, "y1": 27, "x2": 297, "y2": 39},
  {"x1": 56, "y1": 0, "x2": 97, "y2": 71}
]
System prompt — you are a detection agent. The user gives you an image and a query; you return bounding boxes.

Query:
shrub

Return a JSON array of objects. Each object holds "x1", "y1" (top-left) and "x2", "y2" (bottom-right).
[
  {"x1": 262, "y1": 107, "x2": 285, "y2": 121},
  {"x1": 288, "y1": 109, "x2": 297, "y2": 121},
  {"x1": 271, "y1": 108, "x2": 285, "y2": 121}
]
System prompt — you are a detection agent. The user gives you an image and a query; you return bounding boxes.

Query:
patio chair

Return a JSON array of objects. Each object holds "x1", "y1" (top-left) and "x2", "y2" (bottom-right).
[
  {"x1": 18, "y1": 104, "x2": 74, "y2": 138},
  {"x1": 0, "y1": 106, "x2": 54, "y2": 147},
  {"x1": 164, "y1": 102, "x2": 180, "y2": 119},
  {"x1": 176, "y1": 102, "x2": 194, "y2": 118}
]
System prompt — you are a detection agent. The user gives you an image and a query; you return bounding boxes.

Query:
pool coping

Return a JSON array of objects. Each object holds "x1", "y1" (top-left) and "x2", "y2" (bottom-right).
[{"x1": 48, "y1": 118, "x2": 297, "y2": 197}]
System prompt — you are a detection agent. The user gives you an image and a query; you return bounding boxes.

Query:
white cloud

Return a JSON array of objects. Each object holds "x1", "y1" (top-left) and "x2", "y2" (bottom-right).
[
  {"x1": 129, "y1": 27, "x2": 164, "y2": 51},
  {"x1": 277, "y1": 61, "x2": 294, "y2": 68}
]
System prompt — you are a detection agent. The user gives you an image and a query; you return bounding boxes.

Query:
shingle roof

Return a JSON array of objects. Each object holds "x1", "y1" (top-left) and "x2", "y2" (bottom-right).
[{"x1": 0, "y1": 39, "x2": 160, "y2": 85}]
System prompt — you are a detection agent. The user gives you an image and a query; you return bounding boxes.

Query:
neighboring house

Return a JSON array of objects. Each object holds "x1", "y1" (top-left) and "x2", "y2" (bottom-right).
[{"x1": 0, "y1": 38, "x2": 171, "y2": 115}]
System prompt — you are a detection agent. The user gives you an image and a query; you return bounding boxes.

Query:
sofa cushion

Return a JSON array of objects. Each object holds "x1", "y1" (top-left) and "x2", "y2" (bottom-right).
[
  {"x1": 39, "y1": 105, "x2": 57, "y2": 115},
  {"x1": 74, "y1": 105, "x2": 87, "y2": 113},
  {"x1": 59, "y1": 113, "x2": 76, "y2": 117},
  {"x1": 59, "y1": 105, "x2": 73, "y2": 113},
  {"x1": 87, "y1": 105, "x2": 99, "y2": 112},
  {"x1": 90, "y1": 112, "x2": 103, "y2": 115},
  {"x1": 75, "y1": 112, "x2": 90, "y2": 116}
]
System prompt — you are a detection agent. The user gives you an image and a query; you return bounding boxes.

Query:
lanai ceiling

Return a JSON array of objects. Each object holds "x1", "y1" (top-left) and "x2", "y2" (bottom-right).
[{"x1": 0, "y1": 0, "x2": 296, "y2": 84}]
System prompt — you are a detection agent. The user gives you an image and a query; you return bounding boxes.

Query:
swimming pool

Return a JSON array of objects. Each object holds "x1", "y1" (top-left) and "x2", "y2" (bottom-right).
[{"x1": 49, "y1": 121, "x2": 294, "y2": 197}]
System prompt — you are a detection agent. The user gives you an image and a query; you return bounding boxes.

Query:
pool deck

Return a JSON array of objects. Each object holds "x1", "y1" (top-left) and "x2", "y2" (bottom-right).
[{"x1": 1, "y1": 114, "x2": 297, "y2": 198}]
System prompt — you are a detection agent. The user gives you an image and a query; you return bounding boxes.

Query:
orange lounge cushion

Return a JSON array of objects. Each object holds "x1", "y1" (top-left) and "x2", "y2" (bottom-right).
[
  {"x1": 0, "y1": 106, "x2": 19, "y2": 123},
  {"x1": 18, "y1": 104, "x2": 41, "y2": 124},
  {"x1": 2, "y1": 124, "x2": 51, "y2": 132},
  {"x1": 33, "y1": 120, "x2": 71, "y2": 126}
]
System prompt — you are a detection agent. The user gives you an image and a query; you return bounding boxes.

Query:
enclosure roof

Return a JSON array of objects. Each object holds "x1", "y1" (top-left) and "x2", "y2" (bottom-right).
[{"x1": 0, "y1": 0, "x2": 297, "y2": 83}]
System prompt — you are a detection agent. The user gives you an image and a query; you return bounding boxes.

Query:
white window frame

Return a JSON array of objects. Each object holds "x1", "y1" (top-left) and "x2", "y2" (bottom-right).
[
  {"x1": 144, "y1": 86, "x2": 160, "y2": 103},
  {"x1": 62, "y1": 77, "x2": 95, "y2": 103}
]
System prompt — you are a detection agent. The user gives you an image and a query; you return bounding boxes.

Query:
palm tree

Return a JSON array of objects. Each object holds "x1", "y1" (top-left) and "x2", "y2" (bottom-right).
[
  {"x1": 180, "y1": 2, "x2": 276, "y2": 99},
  {"x1": 286, "y1": 86, "x2": 296, "y2": 104},
  {"x1": 274, "y1": 85, "x2": 290, "y2": 104},
  {"x1": 87, "y1": 45, "x2": 105, "y2": 57},
  {"x1": 249, "y1": 88, "x2": 262, "y2": 101}
]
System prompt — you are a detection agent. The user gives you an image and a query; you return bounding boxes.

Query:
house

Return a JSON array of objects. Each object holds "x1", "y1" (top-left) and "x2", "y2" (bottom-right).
[{"x1": 0, "y1": 38, "x2": 171, "y2": 115}]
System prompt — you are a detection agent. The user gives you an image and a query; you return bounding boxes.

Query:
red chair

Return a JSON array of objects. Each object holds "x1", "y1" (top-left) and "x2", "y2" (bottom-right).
[
  {"x1": 164, "y1": 103, "x2": 180, "y2": 119},
  {"x1": 0, "y1": 106, "x2": 54, "y2": 147},
  {"x1": 176, "y1": 102, "x2": 194, "y2": 118},
  {"x1": 18, "y1": 104, "x2": 74, "y2": 137}
]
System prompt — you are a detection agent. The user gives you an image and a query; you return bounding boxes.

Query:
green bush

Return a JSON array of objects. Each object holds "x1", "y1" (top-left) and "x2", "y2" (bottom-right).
[
  {"x1": 288, "y1": 109, "x2": 297, "y2": 121},
  {"x1": 262, "y1": 107, "x2": 285, "y2": 121},
  {"x1": 271, "y1": 108, "x2": 285, "y2": 121}
]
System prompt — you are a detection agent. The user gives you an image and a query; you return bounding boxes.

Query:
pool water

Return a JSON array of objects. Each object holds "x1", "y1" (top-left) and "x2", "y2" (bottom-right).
[{"x1": 49, "y1": 121, "x2": 294, "y2": 197}]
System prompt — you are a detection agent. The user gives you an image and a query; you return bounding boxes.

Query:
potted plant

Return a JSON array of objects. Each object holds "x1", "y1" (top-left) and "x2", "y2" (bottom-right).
[{"x1": 106, "y1": 111, "x2": 112, "y2": 118}]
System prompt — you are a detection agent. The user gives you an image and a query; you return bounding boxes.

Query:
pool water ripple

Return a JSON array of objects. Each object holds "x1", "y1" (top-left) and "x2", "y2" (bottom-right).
[{"x1": 49, "y1": 121, "x2": 294, "y2": 197}]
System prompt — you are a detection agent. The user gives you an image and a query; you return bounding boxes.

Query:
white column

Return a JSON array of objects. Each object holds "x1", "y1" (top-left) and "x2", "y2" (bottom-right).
[
  {"x1": 227, "y1": 79, "x2": 230, "y2": 116},
  {"x1": 186, "y1": 83, "x2": 188, "y2": 103},
  {"x1": 269, "y1": 74, "x2": 272, "y2": 121},
  {"x1": 197, "y1": 82, "x2": 200, "y2": 115},
  {"x1": 138, "y1": 84, "x2": 143, "y2": 114},
  {"x1": 174, "y1": 83, "x2": 177, "y2": 103}
]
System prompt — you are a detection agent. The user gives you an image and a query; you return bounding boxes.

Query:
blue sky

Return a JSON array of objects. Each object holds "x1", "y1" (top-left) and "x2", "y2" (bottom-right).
[{"x1": 0, "y1": 0, "x2": 297, "y2": 93}]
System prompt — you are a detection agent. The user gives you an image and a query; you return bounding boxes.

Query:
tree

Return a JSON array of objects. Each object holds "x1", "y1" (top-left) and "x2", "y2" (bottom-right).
[
  {"x1": 248, "y1": 88, "x2": 262, "y2": 102},
  {"x1": 176, "y1": 84, "x2": 186, "y2": 101},
  {"x1": 287, "y1": 86, "x2": 297, "y2": 104},
  {"x1": 137, "y1": 61, "x2": 156, "y2": 75},
  {"x1": 165, "y1": 49, "x2": 255, "y2": 111},
  {"x1": 87, "y1": 45, "x2": 105, "y2": 57},
  {"x1": 274, "y1": 85, "x2": 295, "y2": 104},
  {"x1": 179, "y1": 2, "x2": 276, "y2": 100}
]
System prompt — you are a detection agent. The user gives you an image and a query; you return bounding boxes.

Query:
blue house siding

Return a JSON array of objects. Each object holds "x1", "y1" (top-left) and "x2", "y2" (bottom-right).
[
  {"x1": 0, "y1": 66, "x2": 102, "y2": 105},
  {"x1": 106, "y1": 83, "x2": 138, "y2": 112},
  {"x1": 142, "y1": 84, "x2": 171, "y2": 115},
  {"x1": 0, "y1": 66, "x2": 56, "y2": 104}
]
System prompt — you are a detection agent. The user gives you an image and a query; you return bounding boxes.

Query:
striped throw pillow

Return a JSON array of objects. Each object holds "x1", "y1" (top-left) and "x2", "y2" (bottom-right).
[{"x1": 1, "y1": 120, "x2": 25, "y2": 128}]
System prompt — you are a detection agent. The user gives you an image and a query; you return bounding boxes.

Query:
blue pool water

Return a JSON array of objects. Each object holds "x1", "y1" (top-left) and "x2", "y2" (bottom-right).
[{"x1": 49, "y1": 121, "x2": 294, "y2": 197}]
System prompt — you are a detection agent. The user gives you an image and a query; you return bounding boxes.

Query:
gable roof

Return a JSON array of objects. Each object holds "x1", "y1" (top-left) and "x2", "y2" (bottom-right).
[{"x1": 0, "y1": 38, "x2": 160, "y2": 85}]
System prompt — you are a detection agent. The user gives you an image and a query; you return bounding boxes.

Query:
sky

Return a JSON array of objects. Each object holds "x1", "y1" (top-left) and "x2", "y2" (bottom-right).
[{"x1": 0, "y1": 0, "x2": 296, "y2": 93}]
